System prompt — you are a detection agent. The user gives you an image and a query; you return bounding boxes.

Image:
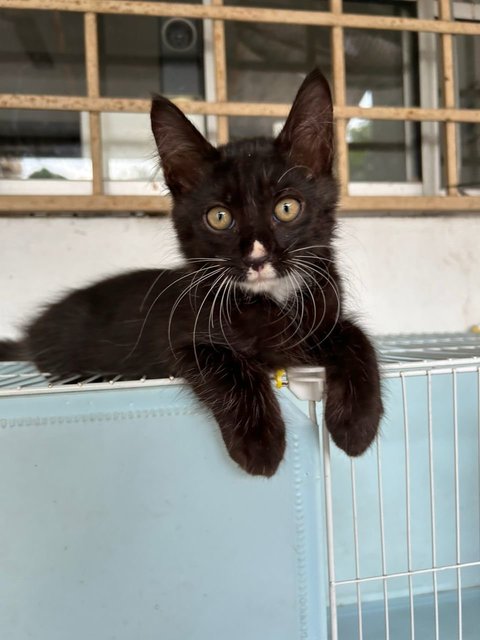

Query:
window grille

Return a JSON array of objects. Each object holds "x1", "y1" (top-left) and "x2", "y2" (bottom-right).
[{"x1": 0, "y1": 0, "x2": 479, "y2": 214}]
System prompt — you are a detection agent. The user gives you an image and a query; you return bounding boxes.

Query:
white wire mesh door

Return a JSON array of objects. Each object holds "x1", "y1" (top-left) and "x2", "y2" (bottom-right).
[{"x1": 319, "y1": 334, "x2": 480, "y2": 640}]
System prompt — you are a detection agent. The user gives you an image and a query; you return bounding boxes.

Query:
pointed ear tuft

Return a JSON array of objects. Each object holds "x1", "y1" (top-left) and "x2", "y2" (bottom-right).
[
  {"x1": 150, "y1": 96, "x2": 218, "y2": 197},
  {"x1": 275, "y1": 68, "x2": 334, "y2": 176}
]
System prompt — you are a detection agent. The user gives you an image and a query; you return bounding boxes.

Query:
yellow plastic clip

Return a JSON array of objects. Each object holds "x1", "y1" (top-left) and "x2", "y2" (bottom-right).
[
  {"x1": 471, "y1": 324, "x2": 480, "y2": 334},
  {"x1": 274, "y1": 369, "x2": 286, "y2": 389}
]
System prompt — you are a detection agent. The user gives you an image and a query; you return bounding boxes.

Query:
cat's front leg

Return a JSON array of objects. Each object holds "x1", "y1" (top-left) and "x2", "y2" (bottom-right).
[
  {"x1": 312, "y1": 319, "x2": 383, "y2": 456},
  {"x1": 177, "y1": 345, "x2": 286, "y2": 477}
]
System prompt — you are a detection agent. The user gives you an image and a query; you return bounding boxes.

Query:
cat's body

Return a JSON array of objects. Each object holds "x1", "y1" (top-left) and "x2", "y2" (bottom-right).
[
  {"x1": 17, "y1": 265, "x2": 334, "y2": 378},
  {"x1": 0, "y1": 69, "x2": 383, "y2": 476}
]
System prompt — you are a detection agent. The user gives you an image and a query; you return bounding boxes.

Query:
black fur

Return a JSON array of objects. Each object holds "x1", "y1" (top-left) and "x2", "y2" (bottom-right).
[
  {"x1": 0, "y1": 340, "x2": 22, "y2": 360},
  {"x1": 1, "y1": 69, "x2": 383, "y2": 476}
]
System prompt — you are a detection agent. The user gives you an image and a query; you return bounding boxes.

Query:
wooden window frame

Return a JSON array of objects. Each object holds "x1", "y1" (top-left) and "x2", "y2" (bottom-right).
[{"x1": 0, "y1": 0, "x2": 479, "y2": 214}]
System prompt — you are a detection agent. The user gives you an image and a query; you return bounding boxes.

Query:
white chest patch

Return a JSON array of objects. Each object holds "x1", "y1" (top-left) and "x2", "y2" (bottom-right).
[
  {"x1": 238, "y1": 239, "x2": 301, "y2": 303},
  {"x1": 238, "y1": 273, "x2": 301, "y2": 303}
]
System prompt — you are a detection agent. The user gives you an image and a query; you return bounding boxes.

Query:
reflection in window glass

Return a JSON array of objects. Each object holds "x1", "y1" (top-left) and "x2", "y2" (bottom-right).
[
  {"x1": 1, "y1": 1, "x2": 477, "y2": 194},
  {"x1": 458, "y1": 124, "x2": 480, "y2": 190},
  {"x1": 226, "y1": 5, "x2": 421, "y2": 181},
  {"x1": 457, "y1": 36, "x2": 479, "y2": 110},
  {"x1": 344, "y1": 25, "x2": 421, "y2": 181},
  {"x1": 224, "y1": 0, "x2": 328, "y2": 11},
  {"x1": 98, "y1": 15, "x2": 205, "y2": 99},
  {"x1": 225, "y1": 20, "x2": 331, "y2": 108},
  {"x1": 456, "y1": 35, "x2": 480, "y2": 188},
  {"x1": 0, "y1": 11, "x2": 88, "y2": 185},
  {"x1": 344, "y1": 29, "x2": 419, "y2": 109},
  {"x1": 345, "y1": 0, "x2": 417, "y2": 18},
  {"x1": 99, "y1": 112, "x2": 154, "y2": 182},
  {"x1": 347, "y1": 118, "x2": 420, "y2": 183},
  {"x1": 228, "y1": 116, "x2": 283, "y2": 143},
  {"x1": 226, "y1": 0, "x2": 415, "y2": 15},
  {"x1": 0, "y1": 110, "x2": 91, "y2": 182},
  {"x1": 100, "y1": 112, "x2": 206, "y2": 182},
  {"x1": 0, "y1": 10, "x2": 86, "y2": 96}
]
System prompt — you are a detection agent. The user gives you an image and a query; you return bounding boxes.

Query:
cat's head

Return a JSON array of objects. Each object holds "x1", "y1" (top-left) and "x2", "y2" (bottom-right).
[{"x1": 151, "y1": 68, "x2": 338, "y2": 300}]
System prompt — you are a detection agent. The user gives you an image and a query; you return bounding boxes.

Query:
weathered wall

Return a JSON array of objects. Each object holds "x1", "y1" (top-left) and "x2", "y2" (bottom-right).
[{"x1": 1, "y1": 216, "x2": 479, "y2": 338}]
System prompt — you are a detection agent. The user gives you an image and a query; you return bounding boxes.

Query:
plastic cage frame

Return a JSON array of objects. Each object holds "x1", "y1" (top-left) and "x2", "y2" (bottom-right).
[{"x1": 1, "y1": 332, "x2": 480, "y2": 639}]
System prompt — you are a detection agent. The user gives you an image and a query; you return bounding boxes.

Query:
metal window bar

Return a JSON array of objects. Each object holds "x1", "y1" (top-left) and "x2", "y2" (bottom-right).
[
  {"x1": 211, "y1": 0, "x2": 229, "y2": 145},
  {"x1": 84, "y1": 12, "x2": 103, "y2": 195},
  {"x1": 0, "y1": 0, "x2": 480, "y2": 213},
  {"x1": 330, "y1": 0, "x2": 349, "y2": 197},
  {"x1": 417, "y1": 2, "x2": 442, "y2": 196},
  {"x1": 439, "y1": 0, "x2": 459, "y2": 195}
]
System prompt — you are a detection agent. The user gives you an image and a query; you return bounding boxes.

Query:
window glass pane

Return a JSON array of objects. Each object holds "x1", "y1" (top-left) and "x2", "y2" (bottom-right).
[
  {"x1": 100, "y1": 113, "x2": 153, "y2": 182},
  {"x1": 456, "y1": 36, "x2": 479, "y2": 110},
  {"x1": 343, "y1": 2, "x2": 420, "y2": 182},
  {"x1": 225, "y1": 20, "x2": 331, "y2": 143},
  {"x1": 0, "y1": 110, "x2": 91, "y2": 183},
  {"x1": 0, "y1": 10, "x2": 86, "y2": 96},
  {"x1": 459, "y1": 123, "x2": 480, "y2": 189},
  {"x1": 224, "y1": 0, "x2": 328, "y2": 12},
  {"x1": 225, "y1": 0, "x2": 416, "y2": 15},
  {"x1": 228, "y1": 116, "x2": 282, "y2": 143},
  {"x1": 348, "y1": 119, "x2": 420, "y2": 182},
  {"x1": 226, "y1": 3, "x2": 421, "y2": 182},
  {"x1": 99, "y1": 15, "x2": 205, "y2": 99},
  {"x1": 344, "y1": 29, "x2": 420, "y2": 108},
  {"x1": 455, "y1": 34, "x2": 480, "y2": 189},
  {"x1": 101, "y1": 112, "x2": 206, "y2": 183},
  {"x1": 225, "y1": 21, "x2": 331, "y2": 108},
  {"x1": 344, "y1": 0, "x2": 417, "y2": 17},
  {"x1": 344, "y1": 26, "x2": 421, "y2": 182}
]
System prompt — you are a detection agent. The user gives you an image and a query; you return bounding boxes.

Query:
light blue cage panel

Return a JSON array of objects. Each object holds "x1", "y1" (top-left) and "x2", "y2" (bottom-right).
[
  {"x1": 0, "y1": 372, "x2": 327, "y2": 640},
  {"x1": 1, "y1": 333, "x2": 480, "y2": 640}
]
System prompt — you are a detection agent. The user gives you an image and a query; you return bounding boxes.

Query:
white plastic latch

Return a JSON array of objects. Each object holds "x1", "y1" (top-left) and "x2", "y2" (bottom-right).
[{"x1": 286, "y1": 367, "x2": 325, "y2": 402}]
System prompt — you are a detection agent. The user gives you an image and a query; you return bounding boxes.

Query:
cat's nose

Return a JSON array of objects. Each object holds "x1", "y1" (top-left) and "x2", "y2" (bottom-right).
[
  {"x1": 244, "y1": 240, "x2": 270, "y2": 271},
  {"x1": 243, "y1": 255, "x2": 269, "y2": 271}
]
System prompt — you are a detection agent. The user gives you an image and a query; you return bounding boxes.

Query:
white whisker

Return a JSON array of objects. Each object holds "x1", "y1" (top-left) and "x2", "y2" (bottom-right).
[
  {"x1": 125, "y1": 266, "x2": 216, "y2": 361},
  {"x1": 192, "y1": 270, "x2": 228, "y2": 379},
  {"x1": 167, "y1": 267, "x2": 224, "y2": 356},
  {"x1": 289, "y1": 258, "x2": 341, "y2": 346},
  {"x1": 276, "y1": 165, "x2": 311, "y2": 184}
]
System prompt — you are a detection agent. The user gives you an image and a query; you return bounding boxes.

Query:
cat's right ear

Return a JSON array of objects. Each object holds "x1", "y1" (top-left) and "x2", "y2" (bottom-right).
[
  {"x1": 275, "y1": 68, "x2": 334, "y2": 177},
  {"x1": 151, "y1": 96, "x2": 218, "y2": 197}
]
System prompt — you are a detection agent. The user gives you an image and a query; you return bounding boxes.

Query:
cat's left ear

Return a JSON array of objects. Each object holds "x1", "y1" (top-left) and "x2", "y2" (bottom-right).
[
  {"x1": 151, "y1": 96, "x2": 219, "y2": 196},
  {"x1": 275, "y1": 68, "x2": 334, "y2": 176}
]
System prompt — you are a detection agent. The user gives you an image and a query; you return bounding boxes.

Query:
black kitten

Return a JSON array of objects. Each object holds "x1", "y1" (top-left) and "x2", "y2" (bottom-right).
[{"x1": 0, "y1": 69, "x2": 382, "y2": 476}]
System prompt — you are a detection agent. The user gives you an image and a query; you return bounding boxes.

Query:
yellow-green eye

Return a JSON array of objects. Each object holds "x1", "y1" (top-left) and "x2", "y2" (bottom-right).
[
  {"x1": 206, "y1": 206, "x2": 233, "y2": 230},
  {"x1": 274, "y1": 197, "x2": 301, "y2": 222}
]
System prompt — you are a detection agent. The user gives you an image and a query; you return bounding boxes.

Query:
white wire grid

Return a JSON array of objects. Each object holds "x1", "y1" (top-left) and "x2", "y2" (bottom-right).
[
  {"x1": 1, "y1": 332, "x2": 480, "y2": 639},
  {"x1": 314, "y1": 333, "x2": 480, "y2": 640}
]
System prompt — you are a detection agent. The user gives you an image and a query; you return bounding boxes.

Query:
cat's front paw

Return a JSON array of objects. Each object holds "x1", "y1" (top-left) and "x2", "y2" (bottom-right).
[
  {"x1": 226, "y1": 425, "x2": 286, "y2": 477},
  {"x1": 325, "y1": 379, "x2": 383, "y2": 457}
]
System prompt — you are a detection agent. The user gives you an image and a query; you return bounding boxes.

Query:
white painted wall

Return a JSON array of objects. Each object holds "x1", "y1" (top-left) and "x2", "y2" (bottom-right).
[{"x1": 0, "y1": 216, "x2": 479, "y2": 339}]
